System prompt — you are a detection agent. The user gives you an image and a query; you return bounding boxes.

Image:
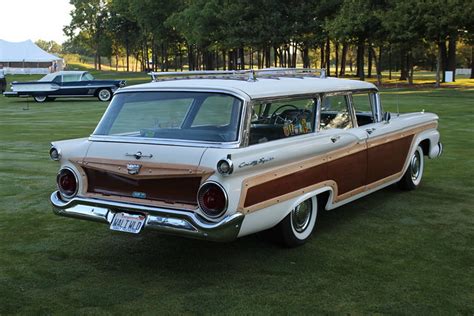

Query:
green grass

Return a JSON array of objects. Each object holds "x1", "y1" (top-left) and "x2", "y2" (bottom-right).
[{"x1": 0, "y1": 74, "x2": 473, "y2": 314}]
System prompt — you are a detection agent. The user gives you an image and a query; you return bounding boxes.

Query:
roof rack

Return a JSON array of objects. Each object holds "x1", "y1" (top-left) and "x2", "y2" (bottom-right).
[{"x1": 148, "y1": 68, "x2": 326, "y2": 82}]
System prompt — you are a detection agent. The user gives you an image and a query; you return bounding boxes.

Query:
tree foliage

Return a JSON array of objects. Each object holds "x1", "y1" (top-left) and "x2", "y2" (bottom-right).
[{"x1": 63, "y1": 0, "x2": 473, "y2": 82}]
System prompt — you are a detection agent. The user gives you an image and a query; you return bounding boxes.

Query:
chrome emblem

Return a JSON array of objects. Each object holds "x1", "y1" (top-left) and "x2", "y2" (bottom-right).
[{"x1": 127, "y1": 163, "x2": 141, "y2": 175}]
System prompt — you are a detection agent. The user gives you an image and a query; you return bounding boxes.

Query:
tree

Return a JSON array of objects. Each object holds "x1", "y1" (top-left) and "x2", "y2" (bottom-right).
[
  {"x1": 35, "y1": 40, "x2": 62, "y2": 55},
  {"x1": 65, "y1": 0, "x2": 109, "y2": 70}
]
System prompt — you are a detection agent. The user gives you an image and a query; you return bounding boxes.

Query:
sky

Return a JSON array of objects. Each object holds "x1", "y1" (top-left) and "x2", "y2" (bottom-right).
[{"x1": 0, "y1": 0, "x2": 73, "y2": 44}]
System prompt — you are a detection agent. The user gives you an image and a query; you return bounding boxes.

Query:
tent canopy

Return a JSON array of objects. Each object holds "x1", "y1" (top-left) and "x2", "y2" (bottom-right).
[{"x1": 0, "y1": 39, "x2": 61, "y2": 63}]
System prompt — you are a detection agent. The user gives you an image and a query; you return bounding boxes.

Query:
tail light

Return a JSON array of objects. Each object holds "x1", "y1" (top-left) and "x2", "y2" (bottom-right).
[
  {"x1": 57, "y1": 168, "x2": 78, "y2": 199},
  {"x1": 197, "y1": 182, "x2": 228, "y2": 219}
]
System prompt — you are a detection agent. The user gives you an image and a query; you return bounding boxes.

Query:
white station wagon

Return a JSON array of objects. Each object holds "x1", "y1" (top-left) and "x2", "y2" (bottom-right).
[{"x1": 50, "y1": 69, "x2": 443, "y2": 247}]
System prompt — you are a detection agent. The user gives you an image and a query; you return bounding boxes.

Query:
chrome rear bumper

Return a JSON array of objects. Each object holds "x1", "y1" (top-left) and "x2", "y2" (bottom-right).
[{"x1": 50, "y1": 191, "x2": 244, "y2": 242}]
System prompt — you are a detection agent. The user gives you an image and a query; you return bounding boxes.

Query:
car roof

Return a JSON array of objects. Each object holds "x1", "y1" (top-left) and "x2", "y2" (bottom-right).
[
  {"x1": 54, "y1": 71, "x2": 87, "y2": 76},
  {"x1": 120, "y1": 76, "x2": 377, "y2": 100}
]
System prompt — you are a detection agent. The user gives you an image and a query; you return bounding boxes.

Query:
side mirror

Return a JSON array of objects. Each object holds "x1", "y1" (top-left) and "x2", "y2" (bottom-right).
[{"x1": 383, "y1": 112, "x2": 391, "y2": 123}]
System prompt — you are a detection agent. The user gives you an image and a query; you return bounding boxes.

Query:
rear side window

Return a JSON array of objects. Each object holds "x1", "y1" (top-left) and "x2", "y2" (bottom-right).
[
  {"x1": 63, "y1": 74, "x2": 81, "y2": 82},
  {"x1": 320, "y1": 95, "x2": 353, "y2": 130}
]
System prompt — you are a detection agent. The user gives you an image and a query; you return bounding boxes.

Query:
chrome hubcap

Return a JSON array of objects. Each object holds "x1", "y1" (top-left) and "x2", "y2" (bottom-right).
[
  {"x1": 99, "y1": 90, "x2": 110, "y2": 100},
  {"x1": 291, "y1": 199, "x2": 312, "y2": 233},
  {"x1": 411, "y1": 151, "x2": 421, "y2": 181}
]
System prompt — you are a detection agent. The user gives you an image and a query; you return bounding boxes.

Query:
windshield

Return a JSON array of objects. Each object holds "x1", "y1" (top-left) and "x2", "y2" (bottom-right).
[{"x1": 93, "y1": 92, "x2": 243, "y2": 143}]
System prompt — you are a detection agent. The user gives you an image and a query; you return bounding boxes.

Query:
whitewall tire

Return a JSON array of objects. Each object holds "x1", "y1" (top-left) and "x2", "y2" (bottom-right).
[
  {"x1": 97, "y1": 88, "x2": 112, "y2": 102},
  {"x1": 33, "y1": 96, "x2": 47, "y2": 103},
  {"x1": 277, "y1": 196, "x2": 318, "y2": 247},
  {"x1": 399, "y1": 145, "x2": 424, "y2": 190}
]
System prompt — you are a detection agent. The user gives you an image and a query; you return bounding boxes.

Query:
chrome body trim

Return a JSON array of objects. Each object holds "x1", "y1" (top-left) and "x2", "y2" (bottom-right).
[{"x1": 50, "y1": 191, "x2": 244, "y2": 242}]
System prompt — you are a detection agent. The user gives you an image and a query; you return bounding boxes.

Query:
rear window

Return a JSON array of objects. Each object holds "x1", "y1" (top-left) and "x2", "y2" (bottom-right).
[{"x1": 93, "y1": 92, "x2": 243, "y2": 143}]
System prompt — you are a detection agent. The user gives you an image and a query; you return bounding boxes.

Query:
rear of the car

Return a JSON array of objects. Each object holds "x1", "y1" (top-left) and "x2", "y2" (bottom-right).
[{"x1": 50, "y1": 87, "x2": 247, "y2": 241}]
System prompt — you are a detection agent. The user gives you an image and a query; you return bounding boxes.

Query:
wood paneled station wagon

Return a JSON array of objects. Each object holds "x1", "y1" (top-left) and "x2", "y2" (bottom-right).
[{"x1": 50, "y1": 69, "x2": 443, "y2": 247}]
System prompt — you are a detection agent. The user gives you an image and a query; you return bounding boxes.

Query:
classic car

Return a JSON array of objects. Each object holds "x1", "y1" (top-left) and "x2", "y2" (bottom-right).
[
  {"x1": 3, "y1": 71, "x2": 125, "y2": 102},
  {"x1": 49, "y1": 68, "x2": 442, "y2": 247}
]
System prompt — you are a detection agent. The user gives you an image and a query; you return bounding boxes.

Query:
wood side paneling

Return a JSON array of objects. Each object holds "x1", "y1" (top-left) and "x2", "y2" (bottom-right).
[
  {"x1": 327, "y1": 150, "x2": 367, "y2": 194},
  {"x1": 367, "y1": 135, "x2": 413, "y2": 183},
  {"x1": 241, "y1": 122, "x2": 436, "y2": 212},
  {"x1": 244, "y1": 164, "x2": 327, "y2": 207}
]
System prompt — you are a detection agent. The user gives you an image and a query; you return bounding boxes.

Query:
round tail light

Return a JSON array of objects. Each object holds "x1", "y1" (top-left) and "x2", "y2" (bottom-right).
[
  {"x1": 197, "y1": 182, "x2": 228, "y2": 219},
  {"x1": 57, "y1": 168, "x2": 78, "y2": 198}
]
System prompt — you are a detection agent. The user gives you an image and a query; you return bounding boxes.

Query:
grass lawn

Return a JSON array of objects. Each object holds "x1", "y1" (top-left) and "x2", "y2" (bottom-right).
[{"x1": 0, "y1": 74, "x2": 473, "y2": 314}]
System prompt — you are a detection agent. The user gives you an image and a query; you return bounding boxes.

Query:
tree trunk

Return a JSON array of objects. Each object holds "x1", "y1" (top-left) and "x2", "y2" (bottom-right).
[
  {"x1": 470, "y1": 46, "x2": 474, "y2": 79},
  {"x1": 435, "y1": 45, "x2": 441, "y2": 87},
  {"x1": 356, "y1": 39, "x2": 365, "y2": 80},
  {"x1": 335, "y1": 42, "x2": 339, "y2": 77},
  {"x1": 407, "y1": 50, "x2": 413, "y2": 85},
  {"x1": 265, "y1": 46, "x2": 271, "y2": 68},
  {"x1": 447, "y1": 34, "x2": 457, "y2": 81},
  {"x1": 239, "y1": 46, "x2": 245, "y2": 70},
  {"x1": 370, "y1": 46, "x2": 382, "y2": 85},
  {"x1": 325, "y1": 37, "x2": 330, "y2": 76},
  {"x1": 320, "y1": 44, "x2": 325, "y2": 69},
  {"x1": 399, "y1": 48, "x2": 408, "y2": 81},
  {"x1": 340, "y1": 43, "x2": 348, "y2": 77},
  {"x1": 439, "y1": 40, "x2": 447, "y2": 82},
  {"x1": 222, "y1": 50, "x2": 226, "y2": 70},
  {"x1": 302, "y1": 45, "x2": 310, "y2": 68},
  {"x1": 388, "y1": 44, "x2": 392, "y2": 80},
  {"x1": 126, "y1": 41, "x2": 130, "y2": 72},
  {"x1": 292, "y1": 42, "x2": 297, "y2": 68},
  {"x1": 368, "y1": 45, "x2": 373, "y2": 78}
]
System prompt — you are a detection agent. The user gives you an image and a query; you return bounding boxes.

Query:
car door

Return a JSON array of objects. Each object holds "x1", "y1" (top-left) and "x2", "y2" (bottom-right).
[
  {"x1": 60, "y1": 73, "x2": 86, "y2": 95},
  {"x1": 351, "y1": 91, "x2": 410, "y2": 186},
  {"x1": 319, "y1": 93, "x2": 368, "y2": 197}
]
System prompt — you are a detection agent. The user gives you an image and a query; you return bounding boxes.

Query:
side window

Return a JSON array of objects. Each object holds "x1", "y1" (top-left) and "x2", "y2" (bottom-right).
[
  {"x1": 352, "y1": 93, "x2": 375, "y2": 126},
  {"x1": 320, "y1": 95, "x2": 353, "y2": 130},
  {"x1": 63, "y1": 74, "x2": 81, "y2": 82},
  {"x1": 249, "y1": 98, "x2": 315, "y2": 145}
]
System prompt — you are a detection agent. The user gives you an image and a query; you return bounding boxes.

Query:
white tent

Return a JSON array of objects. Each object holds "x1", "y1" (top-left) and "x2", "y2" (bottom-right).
[{"x1": 0, "y1": 39, "x2": 63, "y2": 74}]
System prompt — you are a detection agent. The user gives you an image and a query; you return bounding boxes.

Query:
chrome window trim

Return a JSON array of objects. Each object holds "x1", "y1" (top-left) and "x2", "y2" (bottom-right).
[{"x1": 90, "y1": 89, "x2": 250, "y2": 148}]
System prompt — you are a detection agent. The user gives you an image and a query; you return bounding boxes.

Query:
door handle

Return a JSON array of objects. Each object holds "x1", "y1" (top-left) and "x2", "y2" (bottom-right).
[
  {"x1": 330, "y1": 135, "x2": 341, "y2": 143},
  {"x1": 365, "y1": 128, "x2": 376, "y2": 134}
]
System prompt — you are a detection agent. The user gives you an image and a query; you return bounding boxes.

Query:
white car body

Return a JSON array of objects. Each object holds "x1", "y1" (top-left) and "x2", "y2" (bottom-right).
[{"x1": 50, "y1": 69, "x2": 442, "y2": 246}]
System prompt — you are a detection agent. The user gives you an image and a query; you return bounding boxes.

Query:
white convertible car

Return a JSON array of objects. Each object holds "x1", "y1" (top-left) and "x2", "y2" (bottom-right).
[{"x1": 49, "y1": 69, "x2": 442, "y2": 247}]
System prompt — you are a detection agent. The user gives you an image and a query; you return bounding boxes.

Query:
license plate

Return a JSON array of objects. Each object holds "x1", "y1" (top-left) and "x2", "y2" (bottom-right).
[{"x1": 110, "y1": 212, "x2": 146, "y2": 234}]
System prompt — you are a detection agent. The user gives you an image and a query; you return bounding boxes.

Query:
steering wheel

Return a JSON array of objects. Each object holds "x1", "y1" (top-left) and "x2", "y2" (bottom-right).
[{"x1": 270, "y1": 104, "x2": 299, "y2": 123}]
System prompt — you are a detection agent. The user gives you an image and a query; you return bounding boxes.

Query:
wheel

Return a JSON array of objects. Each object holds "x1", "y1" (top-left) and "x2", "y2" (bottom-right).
[
  {"x1": 399, "y1": 145, "x2": 424, "y2": 190},
  {"x1": 33, "y1": 96, "x2": 47, "y2": 103},
  {"x1": 97, "y1": 88, "x2": 112, "y2": 102},
  {"x1": 276, "y1": 196, "x2": 318, "y2": 247}
]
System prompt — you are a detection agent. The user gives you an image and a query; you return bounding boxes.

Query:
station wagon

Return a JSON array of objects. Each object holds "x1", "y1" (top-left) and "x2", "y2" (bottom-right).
[{"x1": 49, "y1": 69, "x2": 442, "y2": 247}]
